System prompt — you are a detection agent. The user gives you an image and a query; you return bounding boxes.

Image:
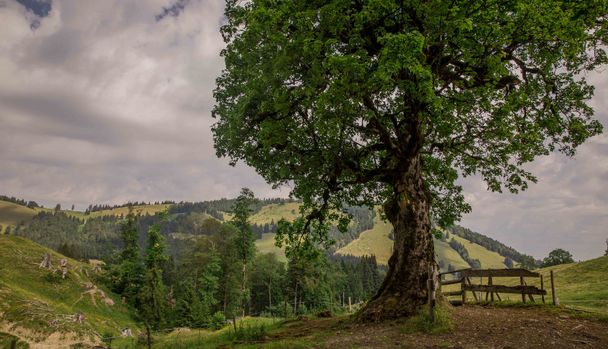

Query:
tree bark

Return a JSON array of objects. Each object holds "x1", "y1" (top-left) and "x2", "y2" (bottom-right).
[{"x1": 357, "y1": 155, "x2": 435, "y2": 322}]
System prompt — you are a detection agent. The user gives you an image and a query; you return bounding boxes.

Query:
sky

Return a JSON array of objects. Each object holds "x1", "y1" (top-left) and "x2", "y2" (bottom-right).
[{"x1": 0, "y1": 0, "x2": 607, "y2": 260}]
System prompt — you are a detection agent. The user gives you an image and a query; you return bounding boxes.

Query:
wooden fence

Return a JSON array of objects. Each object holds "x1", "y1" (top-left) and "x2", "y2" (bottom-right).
[{"x1": 439, "y1": 268, "x2": 556, "y2": 306}]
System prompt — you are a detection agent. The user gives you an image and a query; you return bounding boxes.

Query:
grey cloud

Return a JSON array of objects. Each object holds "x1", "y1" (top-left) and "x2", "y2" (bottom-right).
[
  {"x1": 0, "y1": 0, "x2": 607, "y2": 262},
  {"x1": 156, "y1": 0, "x2": 190, "y2": 21}
]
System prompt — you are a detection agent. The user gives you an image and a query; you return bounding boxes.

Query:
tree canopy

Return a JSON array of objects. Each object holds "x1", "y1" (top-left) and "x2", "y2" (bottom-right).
[
  {"x1": 541, "y1": 248, "x2": 574, "y2": 267},
  {"x1": 214, "y1": 0, "x2": 606, "y2": 243}
]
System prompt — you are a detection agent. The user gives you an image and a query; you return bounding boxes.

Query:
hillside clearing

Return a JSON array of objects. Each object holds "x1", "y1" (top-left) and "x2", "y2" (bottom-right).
[{"x1": 0, "y1": 201, "x2": 38, "y2": 232}]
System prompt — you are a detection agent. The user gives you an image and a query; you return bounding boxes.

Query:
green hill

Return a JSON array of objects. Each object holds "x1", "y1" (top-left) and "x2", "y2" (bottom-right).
[
  {"x1": 0, "y1": 201, "x2": 38, "y2": 233},
  {"x1": 530, "y1": 257, "x2": 608, "y2": 315},
  {"x1": 0, "y1": 235, "x2": 137, "y2": 347},
  {"x1": 250, "y1": 204, "x2": 507, "y2": 270},
  {"x1": 0, "y1": 197, "x2": 515, "y2": 272},
  {"x1": 0, "y1": 199, "x2": 170, "y2": 231}
]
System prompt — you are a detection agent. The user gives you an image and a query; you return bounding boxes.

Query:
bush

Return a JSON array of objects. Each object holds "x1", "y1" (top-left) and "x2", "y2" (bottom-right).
[{"x1": 209, "y1": 311, "x2": 226, "y2": 330}]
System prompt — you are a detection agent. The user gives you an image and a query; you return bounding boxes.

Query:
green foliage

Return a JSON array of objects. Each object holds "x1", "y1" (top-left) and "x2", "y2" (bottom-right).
[
  {"x1": 108, "y1": 208, "x2": 145, "y2": 306},
  {"x1": 541, "y1": 248, "x2": 575, "y2": 267}
]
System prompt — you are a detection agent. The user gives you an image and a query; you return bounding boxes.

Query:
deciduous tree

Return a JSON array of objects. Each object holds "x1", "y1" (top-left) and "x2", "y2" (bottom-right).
[
  {"x1": 213, "y1": 0, "x2": 607, "y2": 320},
  {"x1": 541, "y1": 248, "x2": 574, "y2": 267}
]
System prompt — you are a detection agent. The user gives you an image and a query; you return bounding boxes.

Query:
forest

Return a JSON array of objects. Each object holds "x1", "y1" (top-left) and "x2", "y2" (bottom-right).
[{"x1": 10, "y1": 192, "x2": 383, "y2": 337}]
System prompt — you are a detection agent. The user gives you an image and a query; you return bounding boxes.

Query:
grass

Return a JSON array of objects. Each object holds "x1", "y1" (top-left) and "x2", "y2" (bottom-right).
[
  {"x1": 434, "y1": 238, "x2": 471, "y2": 271},
  {"x1": 335, "y1": 211, "x2": 393, "y2": 264},
  {"x1": 401, "y1": 304, "x2": 454, "y2": 335},
  {"x1": 441, "y1": 256, "x2": 608, "y2": 317},
  {"x1": 0, "y1": 235, "x2": 137, "y2": 344},
  {"x1": 533, "y1": 256, "x2": 608, "y2": 316},
  {"x1": 111, "y1": 317, "x2": 311, "y2": 349},
  {"x1": 449, "y1": 234, "x2": 507, "y2": 269},
  {"x1": 255, "y1": 233, "x2": 287, "y2": 262},
  {"x1": 335, "y1": 212, "x2": 504, "y2": 270},
  {"x1": 249, "y1": 202, "x2": 301, "y2": 225},
  {"x1": 0, "y1": 201, "x2": 38, "y2": 232},
  {"x1": 0, "y1": 200, "x2": 171, "y2": 230}
]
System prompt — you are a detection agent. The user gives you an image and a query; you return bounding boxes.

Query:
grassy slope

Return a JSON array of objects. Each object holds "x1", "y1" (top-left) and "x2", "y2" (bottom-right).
[
  {"x1": 441, "y1": 256, "x2": 608, "y2": 316},
  {"x1": 249, "y1": 202, "x2": 301, "y2": 225},
  {"x1": 252, "y1": 204, "x2": 508, "y2": 270},
  {"x1": 335, "y1": 213, "x2": 393, "y2": 264},
  {"x1": 530, "y1": 257, "x2": 608, "y2": 315},
  {"x1": 256, "y1": 233, "x2": 287, "y2": 262},
  {"x1": 450, "y1": 235, "x2": 507, "y2": 269},
  {"x1": 0, "y1": 201, "x2": 38, "y2": 232},
  {"x1": 0, "y1": 200, "x2": 170, "y2": 228},
  {"x1": 0, "y1": 235, "x2": 137, "y2": 344}
]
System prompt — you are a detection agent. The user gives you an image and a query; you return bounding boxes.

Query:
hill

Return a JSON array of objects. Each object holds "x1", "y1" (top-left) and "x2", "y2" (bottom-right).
[
  {"x1": 531, "y1": 256, "x2": 608, "y2": 315},
  {"x1": 0, "y1": 199, "x2": 170, "y2": 231},
  {"x1": 1, "y1": 196, "x2": 529, "y2": 272},
  {"x1": 0, "y1": 201, "x2": 38, "y2": 233},
  {"x1": 0, "y1": 235, "x2": 137, "y2": 347}
]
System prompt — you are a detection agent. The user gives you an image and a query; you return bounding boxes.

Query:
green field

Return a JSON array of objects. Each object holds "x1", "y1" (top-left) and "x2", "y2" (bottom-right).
[
  {"x1": 450, "y1": 234, "x2": 507, "y2": 269},
  {"x1": 0, "y1": 235, "x2": 137, "y2": 346},
  {"x1": 249, "y1": 202, "x2": 301, "y2": 225},
  {"x1": 335, "y1": 213, "x2": 393, "y2": 264},
  {"x1": 441, "y1": 256, "x2": 608, "y2": 316},
  {"x1": 532, "y1": 257, "x2": 608, "y2": 315},
  {"x1": 0, "y1": 201, "x2": 38, "y2": 232},
  {"x1": 434, "y1": 238, "x2": 471, "y2": 271},
  {"x1": 0, "y1": 200, "x2": 170, "y2": 230},
  {"x1": 255, "y1": 233, "x2": 287, "y2": 262}
]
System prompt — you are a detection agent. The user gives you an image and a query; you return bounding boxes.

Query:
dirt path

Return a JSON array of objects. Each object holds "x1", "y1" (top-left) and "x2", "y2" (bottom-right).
[{"x1": 272, "y1": 305, "x2": 608, "y2": 348}]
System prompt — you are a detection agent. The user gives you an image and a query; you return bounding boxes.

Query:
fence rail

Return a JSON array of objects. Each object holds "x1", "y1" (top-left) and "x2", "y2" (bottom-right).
[{"x1": 440, "y1": 268, "x2": 554, "y2": 306}]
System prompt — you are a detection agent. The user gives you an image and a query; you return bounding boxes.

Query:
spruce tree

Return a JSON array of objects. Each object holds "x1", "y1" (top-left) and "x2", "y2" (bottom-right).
[
  {"x1": 138, "y1": 215, "x2": 169, "y2": 347},
  {"x1": 117, "y1": 207, "x2": 144, "y2": 305},
  {"x1": 230, "y1": 188, "x2": 257, "y2": 316}
]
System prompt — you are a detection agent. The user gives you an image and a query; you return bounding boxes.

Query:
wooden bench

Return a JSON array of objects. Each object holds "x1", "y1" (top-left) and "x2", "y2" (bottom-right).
[{"x1": 439, "y1": 268, "x2": 550, "y2": 305}]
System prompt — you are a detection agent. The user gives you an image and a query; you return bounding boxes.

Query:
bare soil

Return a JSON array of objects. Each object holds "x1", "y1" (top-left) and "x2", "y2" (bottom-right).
[{"x1": 272, "y1": 305, "x2": 608, "y2": 348}]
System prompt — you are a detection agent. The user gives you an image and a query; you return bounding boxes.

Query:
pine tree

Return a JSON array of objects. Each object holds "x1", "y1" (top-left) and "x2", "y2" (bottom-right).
[
  {"x1": 230, "y1": 188, "x2": 257, "y2": 316},
  {"x1": 115, "y1": 207, "x2": 144, "y2": 305},
  {"x1": 138, "y1": 214, "x2": 169, "y2": 348}
]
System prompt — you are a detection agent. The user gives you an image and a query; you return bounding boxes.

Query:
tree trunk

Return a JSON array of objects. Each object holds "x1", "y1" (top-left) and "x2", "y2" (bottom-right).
[
  {"x1": 145, "y1": 323, "x2": 152, "y2": 349},
  {"x1": 357, "y1": 155, "x2": 435, "y2": 322}
]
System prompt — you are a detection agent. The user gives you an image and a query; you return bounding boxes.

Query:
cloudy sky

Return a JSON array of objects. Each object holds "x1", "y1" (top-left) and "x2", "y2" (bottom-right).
[{"x1": 1, "y1": 0, "x2": 607, "y2": 260}]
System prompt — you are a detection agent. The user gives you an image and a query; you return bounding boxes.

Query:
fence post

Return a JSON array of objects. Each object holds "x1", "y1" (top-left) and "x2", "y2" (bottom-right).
[
  {"x1": 461, "y1": 275, "x2": 466, "y2": 304},
  {"x1": 520, "y1": 276, "x2": 525, "y2": 303},
  {"x1": 540, "y1": 275, "x2": 545, "y2": 304},
  {"x1": 427, "y1": 265, "x2": 435, "y2": 322},
  {"x1": 489, "y1": 276, "x2": 494, "y2": 302},
  {"x1": 10, "y1": 339, "x2": 16, "y2": 349},
  {"x1": 550, "y1": 270, "x2": 558, "y2": 305}
]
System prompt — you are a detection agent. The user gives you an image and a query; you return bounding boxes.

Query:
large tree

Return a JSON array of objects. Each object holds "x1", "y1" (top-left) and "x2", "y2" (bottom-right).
[{"x1": 213, "y1": 0, "x2": 607, "y2": 321}]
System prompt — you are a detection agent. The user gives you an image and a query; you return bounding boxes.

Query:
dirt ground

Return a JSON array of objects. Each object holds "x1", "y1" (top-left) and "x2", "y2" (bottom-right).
[{"x1": 272, "y1": 305, "x2": 608, "y2": 349}]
